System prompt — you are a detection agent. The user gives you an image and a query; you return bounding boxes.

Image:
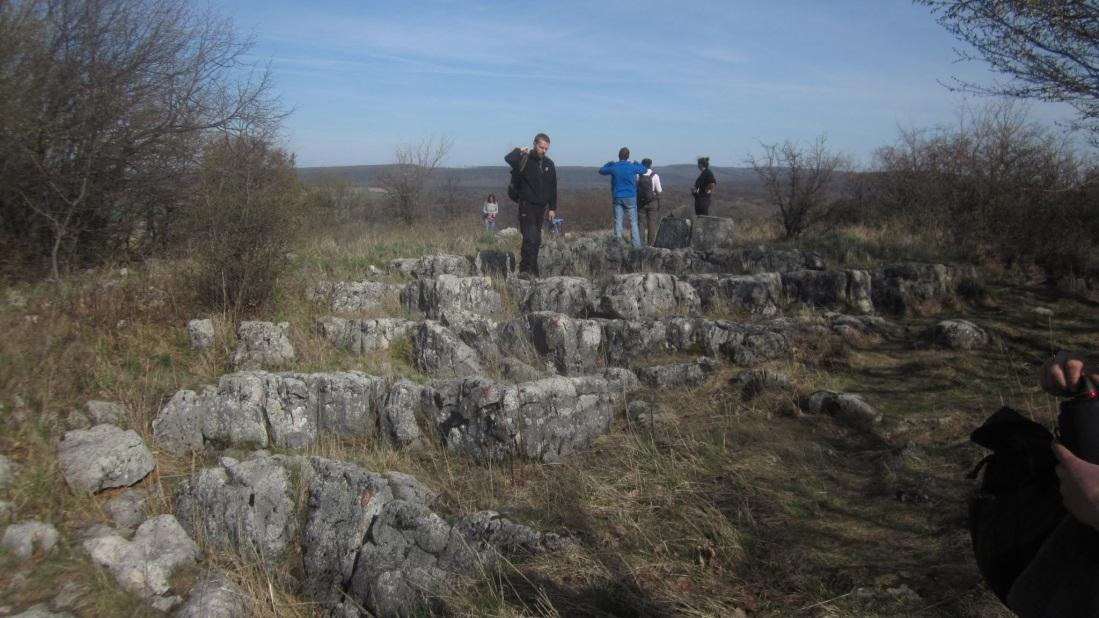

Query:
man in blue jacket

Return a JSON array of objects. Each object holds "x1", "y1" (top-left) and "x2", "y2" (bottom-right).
[{"x1": 598, "y1": 147, "x2": 647, "y2": 248}]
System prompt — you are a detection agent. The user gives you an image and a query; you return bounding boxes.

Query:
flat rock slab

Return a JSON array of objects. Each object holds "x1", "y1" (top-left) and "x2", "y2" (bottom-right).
[
  {"x1": 521, "y1": 276, "x2": 597, "y2": 317},
  {"x1": 591, "y1": 273, "x2": 700, "y2": 320},
  {"x1": 152, "y1": 371, "x2": 387, "y2": 455},
  {"x1": 58, "y1": 424, "x2": 154, "y2": 493},
  {"x1": 401, "y1": 275, "x2": 502, "y2": 319},
  {"x1": 315, "y1": 316, "x2": 413, "y2": 354},
  {"x1": 389, "y1": 253, "x2": 471, "y2": 278},
  {"x1": 308, "y1": 280, "x2": 401, "y2": 313},
  {"x1": 427, "y1": 375, "x2": 616, "y2": 462},
  {"x1": 636, "y1": 358, "x2": 719, "y2": 389},
  {"x1": 688, "y1": 273, "x2": 782, "y2": 316}
]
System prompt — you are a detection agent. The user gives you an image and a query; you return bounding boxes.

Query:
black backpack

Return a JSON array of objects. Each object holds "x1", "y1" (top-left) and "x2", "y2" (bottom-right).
[
  {"x1": 637, "y1": 172, "x2": 655, "y2": 206},
  {"x1": 968, "y1": 406, "x2": 1067, "y2": 602},
  {"x1": 507, "y1": 152, "x2": 531, "y2": 203}
]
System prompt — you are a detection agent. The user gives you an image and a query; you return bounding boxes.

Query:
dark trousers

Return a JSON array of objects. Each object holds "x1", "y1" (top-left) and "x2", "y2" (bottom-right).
[
  {"x1": 641, "y1": 201, "x2": 660, "y2": 245},
  {"x1": 518, "y1": 201, "x2": 544, "y2": 275},
  {"x1": 694, "y1": 194, "x2": 711, "y2": 216}
]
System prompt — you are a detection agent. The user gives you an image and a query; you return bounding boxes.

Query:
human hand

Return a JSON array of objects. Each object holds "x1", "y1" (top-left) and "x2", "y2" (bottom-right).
[
  {"x1": 1041, "y1": 352, "x2": 1098, "y2": 396},
  {"x1": 520, "y1": 147, "x2": 529, "y2": 154},
  {"x1": 1054, "y1": 442, "x2": 1099, "y2": 530}
]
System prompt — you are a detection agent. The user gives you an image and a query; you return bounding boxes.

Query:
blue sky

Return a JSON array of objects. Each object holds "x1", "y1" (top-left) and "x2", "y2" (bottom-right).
[{"x1": 225, "y1": 0, "x2": 1081, "y2": 168}]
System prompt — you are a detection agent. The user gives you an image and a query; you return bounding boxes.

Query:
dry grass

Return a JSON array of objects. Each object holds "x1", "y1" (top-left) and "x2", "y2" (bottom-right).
[{"x1": 1, "y1": 215, "x2": 1097, "y2": 616}]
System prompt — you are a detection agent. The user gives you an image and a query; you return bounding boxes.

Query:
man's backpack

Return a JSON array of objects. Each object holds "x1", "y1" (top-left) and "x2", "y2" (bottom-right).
[
  {"x1": 968, "y1": 406, "x2": 1066, "y2": 602},
  {"x1": 507, "y1": 152, "x2": 531, "y2": 203},
  {"x1": 637, "y1": 172, "x2": 656, "y2": 206}
]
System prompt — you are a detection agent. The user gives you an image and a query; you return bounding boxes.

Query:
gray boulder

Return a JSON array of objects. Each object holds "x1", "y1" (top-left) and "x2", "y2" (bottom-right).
[
  {"x1": 521, "y1": 276, "x2": 597, "y2": 317},
  {"x1": 2, "y1": 520, "x2": 59, "y2": 559},
  {"x1": 315, "y1": 316, "x2": 414, "y2": 354},
  {"x1": 498, "y1": 356, "x2": 545, "y2": 382},
  {"x1": 187, "y1": 319, "x2": 216, "y2": 350},
  {"x1": 402, "y1": 275, "x2": 502, "y2": 319},
  {"x1": 690, "y1": 215, "x2": 736, "y2": 252},
  {"x1": 782, "y1": 269, "x2": 873, "y2": 313},
  {"x1": 175, "y1": 571, "x2": 250, "y2": 618},
  {"x1": 636, "y1": 358, "x2": 719, "y2": 389},
  {"x1": 803, "y1": 391, "x2": 883, "y2": 430},
  {"x1": 598, "y1": 319, "x2": 668, "y2": 367},
  {"x1": 84, "y1": 400, "x2": 127, "y2": 425},
  {"x1": 83, "y1": 514, "x2": 198, "y2": 598},
  {"x1": 627, "y1": 400, "x2": 656, "y2": 429},
  {"x1": 104, "y1": 488, "x2": 148, "y2": 529},
  {"x1": 523, "y1": 312, "x2": 603, "y2": 375},
  {"x1": 427, "y1": 375, "x2": 614, "y2": 462},
  {"x1": 688, "y1": 273, "x2": 782, "y2": 315},
  {"x1": 412, "y1": 321, "x2": 483, "y2": 378},
  {"x1": 10, "y1": 605, "x2": 74, "y2": 618},
  {"x1": 440, "y1": 309, "x2": 501, "y2": 364},
  {"x1": 379, "y1": 380, "x2": 427, "y2": 449},
  {"x1": 389, "y1": 253, "x2": 471, "y2": 278},
  {"x1": 666, "y1": 318, "x2": 799, "y2": 366},
  {"x1": 732, "y1": 368, "x2": 793, "y2": 400},
  {"x1": 151, "y1": 387, "x2": 212, "y2": 455},
  {"x1": 872, "y1": 262, "x2": 976, "y2": 316},
  {"x1": 58, "y1": 424, "x2": 154, "y2": 493},
  {"x1": 231, "y1": 321, "x2": 295, "y2": 370},
  {"x1": 653, "y1": 215, "x2": 692, "y2": 249},
  {"x1": 923, "y1": 319, "x2": 990, "y2": 350},
  {"x1": 591, "y1": 273, "x2": 700, "y2": 320},
  {"x1": 471, "y1": 250, "x2": 515, "y2": 278},
  {"x1": 308, "y1": 280, "x2": 401, "y2": 313},
  {"x1": 0, "y1": 454, "x2": 13, "y2": 489},
  {"x1": 601, "y1": 367, "x2": 641, "y2": 396},
  {"x1": 346, "y1": 499, "x2": 473, "y2": 617},
  {"x1": 174, "y1": 455, "x2": 299, "y2": 566}
]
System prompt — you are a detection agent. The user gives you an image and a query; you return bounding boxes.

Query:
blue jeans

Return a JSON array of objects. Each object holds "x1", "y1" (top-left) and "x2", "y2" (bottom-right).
[{"x1": 613, "y1": 197, "x2": 641, "y2": 248}]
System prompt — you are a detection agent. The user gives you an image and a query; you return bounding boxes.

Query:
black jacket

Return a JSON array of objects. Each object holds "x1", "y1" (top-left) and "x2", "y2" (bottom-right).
[{"x1": 506, "y1": 148, "x2": 557, "y2": 210}]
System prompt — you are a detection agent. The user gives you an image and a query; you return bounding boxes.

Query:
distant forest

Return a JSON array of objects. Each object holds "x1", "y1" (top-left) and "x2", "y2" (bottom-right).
[{"x1": 298, "y1": 164, "x2": 766, "y2": 196}]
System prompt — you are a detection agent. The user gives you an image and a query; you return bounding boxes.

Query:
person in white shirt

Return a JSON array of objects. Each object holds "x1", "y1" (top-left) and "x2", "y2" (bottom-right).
[
  {"x1": 637, "y1": 158, "x2": 663, "y2": 245},
  {"x1": 482, "y1": 193, "x2": 499, "y2": 231}
]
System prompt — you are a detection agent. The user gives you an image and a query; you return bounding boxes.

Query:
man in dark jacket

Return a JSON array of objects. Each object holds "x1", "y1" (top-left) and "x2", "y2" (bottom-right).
[{"x1": 505, "y1": 133, "x2": 557, "y2": 279}]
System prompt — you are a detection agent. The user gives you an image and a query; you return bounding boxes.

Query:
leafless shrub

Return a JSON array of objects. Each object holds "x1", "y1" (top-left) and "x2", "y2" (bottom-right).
[
  {"x1": 746, "y1": 135, "x2": 852, "y2": 239},
  {"x1": 378, "y1": 134, "x2": 454, "y2": 224},
  {"x1": 0, "y1": 0, "x2": 282, "y2": 278}
]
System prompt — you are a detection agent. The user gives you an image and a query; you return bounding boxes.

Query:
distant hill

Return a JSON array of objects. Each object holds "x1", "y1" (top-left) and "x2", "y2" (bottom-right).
[{"x1": 298, "y1": 164, "x2": 765, "y2": 196}]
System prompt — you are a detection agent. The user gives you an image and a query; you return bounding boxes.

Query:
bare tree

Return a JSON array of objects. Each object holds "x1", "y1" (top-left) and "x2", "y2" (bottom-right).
[
  {"x1": 438, "y1": 170, "x2": 465, "y2": 218},
  {"x1": 746, "y1": 135, "x2": 851, "y2": 239},
  {"x1": 0, "y1": 0, "x2": 283, "y2": 277},
  {"x1": 378, "y1": 135, "x2": 454, "y2": 224},
  {"x1": 920, "y1": 0, "x2": 1099, "y2": 137}
]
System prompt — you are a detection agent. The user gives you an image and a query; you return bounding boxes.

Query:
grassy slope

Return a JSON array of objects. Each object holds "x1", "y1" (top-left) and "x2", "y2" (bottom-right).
[{"x1": 0, "y1": 215, "x2": 1095, "y2": 617}]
